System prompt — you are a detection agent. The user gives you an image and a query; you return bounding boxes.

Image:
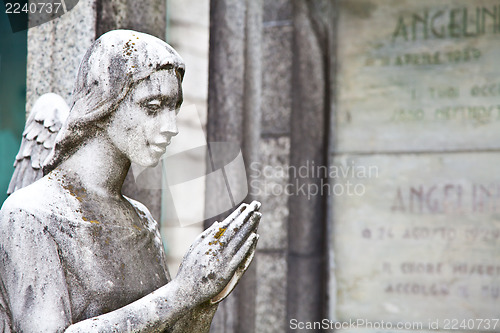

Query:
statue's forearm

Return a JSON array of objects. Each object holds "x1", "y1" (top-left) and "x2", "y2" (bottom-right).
[
  {"x1": 169, "y1": 301, "x2": 218, "y2": 333},
  {"x1": 64, "y1": 279, "x2": 195, "y2": 333}
]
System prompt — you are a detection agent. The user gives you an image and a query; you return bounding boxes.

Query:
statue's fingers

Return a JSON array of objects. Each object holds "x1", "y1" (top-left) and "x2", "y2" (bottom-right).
[
  {"x1": 219, "y1": 203, "x2": 249, "y2": 228},
  {"x1": 224, "y1": 208, "x2": 261, "y2": 248},
  {"x1": 252, "y1": 200, "x2": 261, "y2": 209},
  {"x1": 229, "y1": 232, "x2": 259, "y2": 272},
  {"x1": 242, "y1": 211, "x2": 261, "y2": 235},
  {"x1": 227, "y1": 212, "x2": 261, "y2": 254},
  {"x1": 218, "y1": 201, "x2": 261, "y2": 240},
  {"x1": 219, "y1": 201, "x2": 260, "y2": 229},
  {"x1": 238, "y1": 234, "x2": 258, "y2": 272},
  {"x1": 210, "y1": 233, "x2": 258, "y2": 304}
]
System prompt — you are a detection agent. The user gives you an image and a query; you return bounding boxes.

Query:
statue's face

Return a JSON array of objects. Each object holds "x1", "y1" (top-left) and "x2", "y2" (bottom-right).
[{"x1": 106, "y1": 70, "x2": 182, "y2": 167}]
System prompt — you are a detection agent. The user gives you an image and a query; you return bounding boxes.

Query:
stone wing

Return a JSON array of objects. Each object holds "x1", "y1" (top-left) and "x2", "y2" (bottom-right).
[{"x1": 7, "y1": 93, "x2": 69, "y2": 195}]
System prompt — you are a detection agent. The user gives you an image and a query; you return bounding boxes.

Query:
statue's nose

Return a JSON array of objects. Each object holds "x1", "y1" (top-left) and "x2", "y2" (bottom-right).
[{"x1": 160, "y1": 110, "x2": 178, "y2": 137}]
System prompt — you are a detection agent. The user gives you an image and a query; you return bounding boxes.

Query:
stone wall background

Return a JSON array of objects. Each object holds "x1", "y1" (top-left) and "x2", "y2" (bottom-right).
[
  {"x1": 206, "y1": 1, "x2": 335, "y2": 332},
  {"x1": 329, "y1": 0, "x2": 500, "y2": 327}
]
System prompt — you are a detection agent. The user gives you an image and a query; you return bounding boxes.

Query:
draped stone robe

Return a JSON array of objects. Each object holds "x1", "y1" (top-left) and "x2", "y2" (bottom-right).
[{"x1": 0, "y1": 176, "x2": 170, "y2": 332}]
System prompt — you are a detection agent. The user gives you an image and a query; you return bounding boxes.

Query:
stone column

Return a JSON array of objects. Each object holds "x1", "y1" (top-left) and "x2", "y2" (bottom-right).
[
  {"x1": 26, "y1": 0, "x2": 167, "y2": 221},
  {"x1": 287, "y1": 1, "x2": 335, "y2": 330},
  {"x1": 207, "y1": 0, "x2": 335, "y2": 331},
  {"x1": 206, "y1": 0, "x2": 247, "y2": 330},
  {"x1": 26, "y1": 0, "x2": 96, "y2": 113}
]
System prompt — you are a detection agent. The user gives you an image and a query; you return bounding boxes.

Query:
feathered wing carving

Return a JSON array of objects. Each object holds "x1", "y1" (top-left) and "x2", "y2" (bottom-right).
[{"x1": 7, "y1": 93, "x2": 69, "y2": 195}]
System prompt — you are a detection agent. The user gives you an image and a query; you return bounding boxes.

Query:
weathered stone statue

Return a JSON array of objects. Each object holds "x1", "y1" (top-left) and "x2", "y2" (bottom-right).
[{"x1": 0, "y1": 30, "x2": 261, "y2": 332}]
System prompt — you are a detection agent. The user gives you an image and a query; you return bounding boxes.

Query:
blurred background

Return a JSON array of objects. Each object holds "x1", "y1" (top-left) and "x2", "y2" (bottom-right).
[{"x1": 1, "y1": 0, "x2": 499, "y2": 332}]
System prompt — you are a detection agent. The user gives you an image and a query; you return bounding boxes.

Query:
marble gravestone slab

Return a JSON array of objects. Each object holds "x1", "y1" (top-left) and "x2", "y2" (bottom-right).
[
  {"x1": 330, "y1": 0, "x2": 500, "y2": 331},
  {"x1": 331, "y1": 153, "x2": 500, "y2": 330},
  {"x1": 335, "y1": 0, "x2": 500, "y2": 153}
]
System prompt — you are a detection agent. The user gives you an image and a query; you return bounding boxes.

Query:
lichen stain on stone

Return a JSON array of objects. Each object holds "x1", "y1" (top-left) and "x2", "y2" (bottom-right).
[
  {"x1": 214, "y1": 227, "x2": 226, "y2": 240},
  {"x1": 82, "y1": 215, "x2": 99, "y2": 225},
  {"x1": 123, "y1": 39, "x2": 139, "y2": 58}
]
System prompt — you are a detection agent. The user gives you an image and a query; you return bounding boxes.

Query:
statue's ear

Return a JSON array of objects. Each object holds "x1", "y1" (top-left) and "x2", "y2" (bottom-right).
[
  {"x1": 89, "y1": 118, "x2": 105, "y2": 132},
  {"x1": 94, "y1": 120, "x2": 106, "y2": 130},
  {"x1": 94, "y1": 108, "x2": 116, "y2": 130}
]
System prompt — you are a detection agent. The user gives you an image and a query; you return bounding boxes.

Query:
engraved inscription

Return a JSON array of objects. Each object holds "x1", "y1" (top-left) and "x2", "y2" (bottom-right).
[
  {"x1": 332, "y1": 0, "x2": 500, "y2": 328},
  {"x1": 336, "y1": 0, "x2": 500, "y2": 153},
  {"x1": 331, "y1": 153, "x2": 500, "y2": 328}
]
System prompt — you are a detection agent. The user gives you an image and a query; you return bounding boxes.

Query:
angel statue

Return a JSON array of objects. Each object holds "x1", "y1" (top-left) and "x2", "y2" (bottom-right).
[{"x1": 0, "y1": 30, "x2": 261, "y2": 332}]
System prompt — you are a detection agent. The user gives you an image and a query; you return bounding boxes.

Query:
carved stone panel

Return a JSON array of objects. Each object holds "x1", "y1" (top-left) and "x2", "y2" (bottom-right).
[
  {"x1": 330, "y1": 0, "x2": 500, "y2": 330},
  {"x1": 331, "y1": 153, "x2": 500, "y2": 328},
  {"x1": 335, "y1": 0, "x2": 500, "y2": 153}
]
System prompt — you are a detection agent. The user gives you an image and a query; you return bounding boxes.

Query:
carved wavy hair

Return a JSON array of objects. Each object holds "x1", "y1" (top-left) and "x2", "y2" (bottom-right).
[{"x1": 43, "y1": 29, "x2": 185, "y2": 175}]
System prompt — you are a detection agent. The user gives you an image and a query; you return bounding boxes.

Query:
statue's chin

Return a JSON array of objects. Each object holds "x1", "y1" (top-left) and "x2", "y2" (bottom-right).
[
  {"x1": 129, "y1": 158, "x2": 161, "y2": 176},
  {"x1": 132, "y1": 152, "x2": 163, "y2": 168},
  {"x1": 147, "y1": 159, "x2": 160, "y2": 168},
  {"x1": 137, "y1": 159, "x2": 160, "y2": 168}
]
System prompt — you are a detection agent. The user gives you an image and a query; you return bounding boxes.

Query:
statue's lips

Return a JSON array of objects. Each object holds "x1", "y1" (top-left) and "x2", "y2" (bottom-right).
[{"x1": 151, "y1": 140, "x2": 170, "y2": 153}]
